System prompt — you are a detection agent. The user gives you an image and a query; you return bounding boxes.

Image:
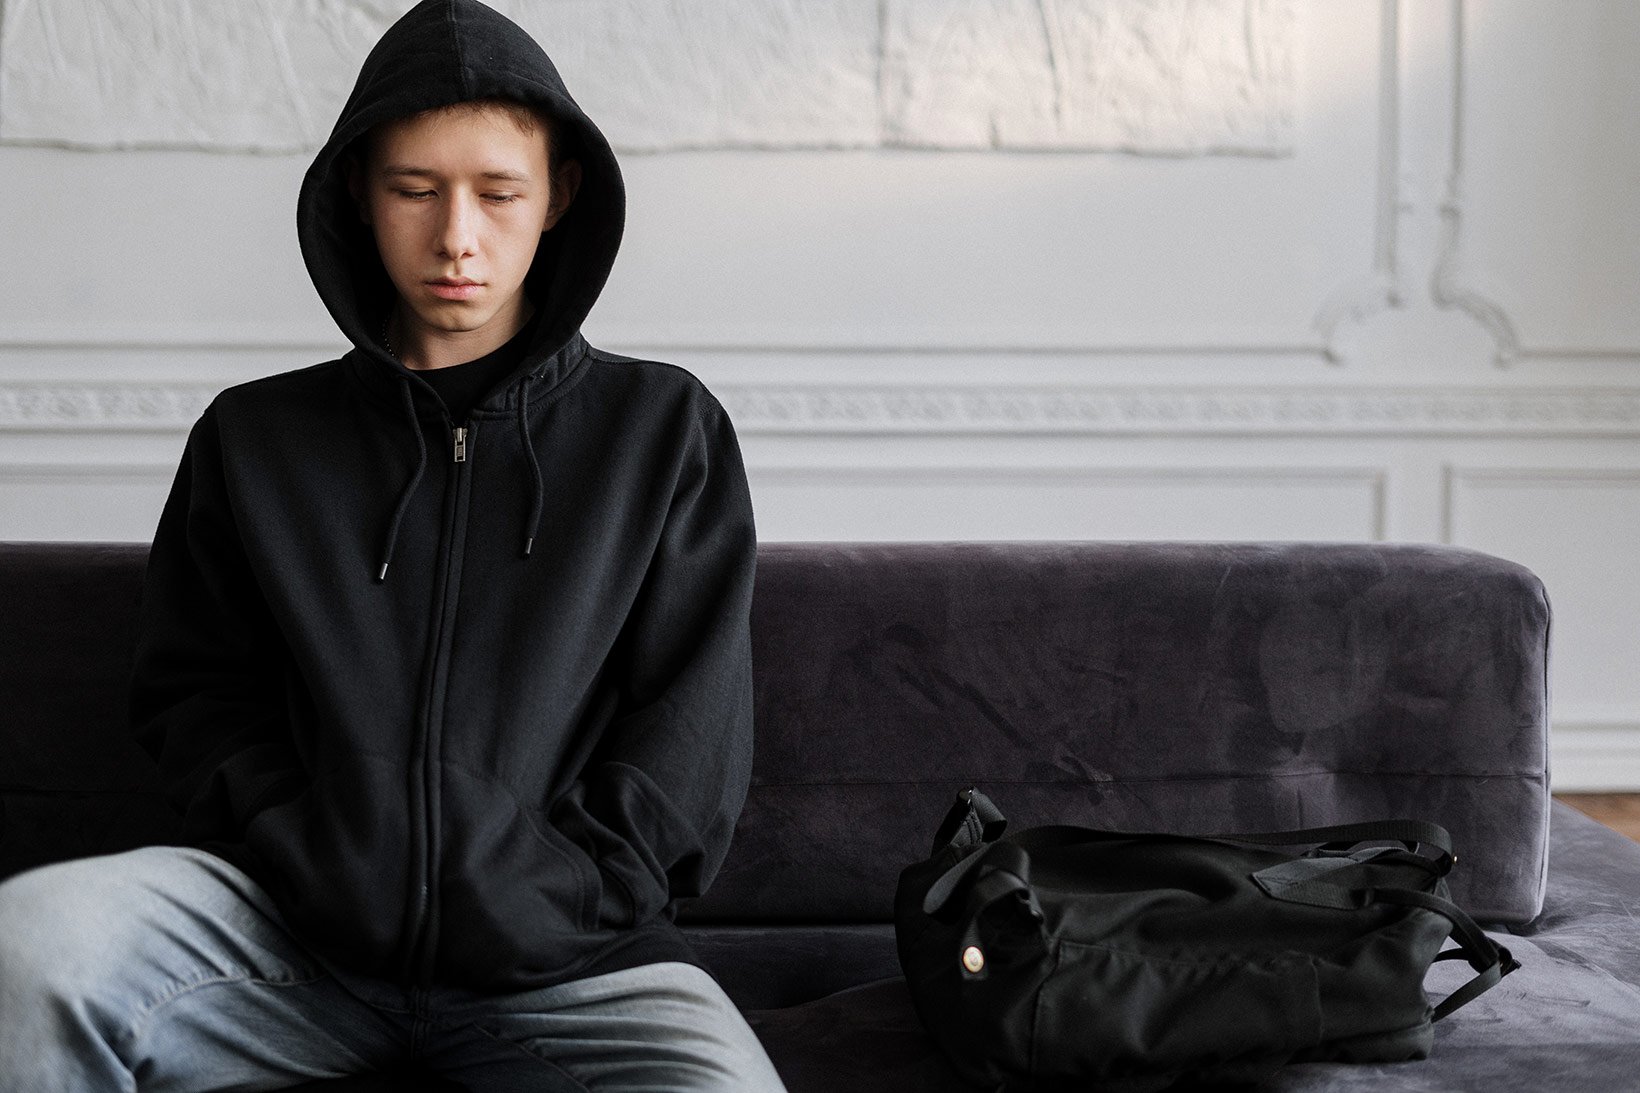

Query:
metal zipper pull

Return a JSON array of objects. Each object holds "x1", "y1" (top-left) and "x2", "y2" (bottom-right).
[{"x1": 452, "y1": 426, "x2": 467, "y2": 463}]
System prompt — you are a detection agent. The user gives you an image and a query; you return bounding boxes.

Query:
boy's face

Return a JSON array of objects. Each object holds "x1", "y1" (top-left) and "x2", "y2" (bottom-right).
[{"x1": 349, "y1": 103, "x2": 574, "y2": 348}]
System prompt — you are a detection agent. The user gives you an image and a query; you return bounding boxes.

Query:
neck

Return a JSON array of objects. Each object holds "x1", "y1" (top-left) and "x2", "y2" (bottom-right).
[{"x1": 387, "y1": 299, "x2": 536, "y2": 371}]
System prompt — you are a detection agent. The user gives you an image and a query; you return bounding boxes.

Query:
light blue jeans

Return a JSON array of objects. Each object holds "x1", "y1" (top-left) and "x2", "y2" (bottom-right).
[{"x1": 0, "y1": 845, "x2": 787, "y2": 1092}]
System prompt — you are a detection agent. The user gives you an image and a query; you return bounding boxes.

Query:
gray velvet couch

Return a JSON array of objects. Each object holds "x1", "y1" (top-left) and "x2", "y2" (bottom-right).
[{"x1": 3, "y1": 539, "x2": 1638, "y2": 1091}]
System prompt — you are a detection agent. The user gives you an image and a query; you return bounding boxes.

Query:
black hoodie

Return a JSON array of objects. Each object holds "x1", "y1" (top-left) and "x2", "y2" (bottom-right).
[{"x1": 128, "y1": 0, "x2": 758, "y2": 991}]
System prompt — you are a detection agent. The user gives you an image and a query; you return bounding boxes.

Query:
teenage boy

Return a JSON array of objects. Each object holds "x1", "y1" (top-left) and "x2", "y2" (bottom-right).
[{"x1": 0, "y1": 1, "x2": 785, "y2": 1089}]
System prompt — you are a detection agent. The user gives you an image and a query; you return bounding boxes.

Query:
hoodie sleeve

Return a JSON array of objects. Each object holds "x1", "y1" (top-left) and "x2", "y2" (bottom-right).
[
  {"x1": 129, "y1": 399, "x2": 303, "y2": 842},
  {"x1": 553, "y1": 391, "x2": 759, "y2": 927}
]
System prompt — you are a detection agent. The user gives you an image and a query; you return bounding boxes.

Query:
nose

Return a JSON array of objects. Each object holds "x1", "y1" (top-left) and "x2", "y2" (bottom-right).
[{"x1": 437, "y1": 191, "x2": 479, "y2": 260}]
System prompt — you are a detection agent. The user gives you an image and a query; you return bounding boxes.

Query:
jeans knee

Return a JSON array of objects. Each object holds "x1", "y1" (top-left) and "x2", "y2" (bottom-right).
[
  {"x1": 0, "y1": 861, "x2": 107, "y2": 988},
  {"x1": 0, "y1": 867, "x2": 87, "y2": 1003},
  {"x1": 0, "y1": 849, "x2": 181, "y2": 998}
]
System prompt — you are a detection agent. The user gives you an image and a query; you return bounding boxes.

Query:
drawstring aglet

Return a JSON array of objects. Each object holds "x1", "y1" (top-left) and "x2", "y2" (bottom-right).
[
  {"x1": 521, "y1": 536, "x2": 534, "y2": 559},
  {"x1": 376, "y1": 561, "x2": 389, "y2": 582}
]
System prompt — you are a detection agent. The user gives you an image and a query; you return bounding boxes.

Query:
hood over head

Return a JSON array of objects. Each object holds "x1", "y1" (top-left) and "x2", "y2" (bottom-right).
[
  {"x1": 300, "y1": 0, "x2": 624, "y2": 376},
  {"x1": 296, "y1": 0, "x2": 625, "y2": 582}
]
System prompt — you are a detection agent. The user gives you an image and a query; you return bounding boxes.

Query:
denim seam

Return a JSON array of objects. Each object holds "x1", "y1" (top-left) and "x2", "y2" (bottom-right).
[
  {"x1": 469, "y1": 1023, "x2": 592, "y2": 1091},
  {"x1": 115, "y1": 969, "x2": 329, "y2": 1050}
]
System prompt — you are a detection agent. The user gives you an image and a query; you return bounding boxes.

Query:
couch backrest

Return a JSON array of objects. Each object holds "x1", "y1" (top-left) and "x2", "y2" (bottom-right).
[
  {"x1": 0, "y1": 540, "x2": 1551, "y2": 926},
  {"x1": 706, "y1": 540, "x2": 1550, "y2": 926},
  {"x1": 0, "y1": 542, "x2": 179, "y2": 879}
]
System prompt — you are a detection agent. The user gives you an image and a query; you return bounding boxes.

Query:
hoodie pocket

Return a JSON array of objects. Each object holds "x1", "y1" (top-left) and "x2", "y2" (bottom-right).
[
  {"x1": 588, "y1": 853, "x2": 637, "y2": 930},
  {"x1": 520, "y1": 804, "x2": 604, "y2": 932}
]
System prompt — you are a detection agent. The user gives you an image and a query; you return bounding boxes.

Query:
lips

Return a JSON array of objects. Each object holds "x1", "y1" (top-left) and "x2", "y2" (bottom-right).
[{"x1": 427, "y1": 278, "x2": 481, "y2": 301}]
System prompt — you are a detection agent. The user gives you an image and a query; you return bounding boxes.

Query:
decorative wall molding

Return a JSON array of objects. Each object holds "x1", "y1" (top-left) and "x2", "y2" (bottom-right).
[
  {"x1": 9, "y1": 379, "x2": 1640, "y2": 437},
  {"x1": 1444, "y1": 466, "x2": 1640, "y2": 486},
  {"x1": 1313, "y1": 0, "x2": 1404, "y2": 363},
  {"x1": 1432, "y1": 0, "x2": 1640, "y2": 367},
  {"x1": 1429, "y1": 0, "x2": 1520, "y2": 366},
  {"x1": 720, "y1": 385, "x2": 1640, "y2": 436},
  {"x1": 0, "y1": 384, "x2": 218, "y2": 431},
  {"x1": 1441, "y1": 464, "x2": 1640, "y2": 543}
]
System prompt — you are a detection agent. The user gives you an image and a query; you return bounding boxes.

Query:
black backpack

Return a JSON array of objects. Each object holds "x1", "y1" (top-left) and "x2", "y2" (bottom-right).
[{"x1": 894, "y1": 789, "x2": 1519, "y2": 1092}]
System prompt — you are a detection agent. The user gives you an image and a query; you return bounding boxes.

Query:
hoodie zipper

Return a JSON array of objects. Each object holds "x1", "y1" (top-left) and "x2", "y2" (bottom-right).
[{"x1": 405, "y1": 419, "x2": 475, "y2": 985}]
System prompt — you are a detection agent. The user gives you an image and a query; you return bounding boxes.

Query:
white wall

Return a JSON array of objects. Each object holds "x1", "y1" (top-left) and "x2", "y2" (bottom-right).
[{"x1": 2, "y1": 1, "x2": 1637, "y2": 787}]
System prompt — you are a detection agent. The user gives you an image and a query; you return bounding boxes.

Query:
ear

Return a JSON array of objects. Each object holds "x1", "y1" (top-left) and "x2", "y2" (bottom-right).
[
  {"x1": 344, "y1": 152, "x2": 372, "y2": 226},
  {"x1": 542, "y1": 159, "x2": 583, "y2": 232}
]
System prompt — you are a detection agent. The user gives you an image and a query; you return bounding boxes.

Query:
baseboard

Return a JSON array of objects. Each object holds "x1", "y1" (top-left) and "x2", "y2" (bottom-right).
[{"x1": 1550, "y1": 722, "x2": 1640, "y2": 792}]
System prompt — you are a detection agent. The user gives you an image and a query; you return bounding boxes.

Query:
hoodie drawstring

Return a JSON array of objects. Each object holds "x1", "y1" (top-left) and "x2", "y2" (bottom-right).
[
  {"x1": 376, "y1": 369, "x2": 544, "y2": 582},
  {"x1": 376, "y1": 374, "x2": 428, "y2": 583},
  {"x1": 517, "y1": 372, "x2": 543, "y2": 558}
]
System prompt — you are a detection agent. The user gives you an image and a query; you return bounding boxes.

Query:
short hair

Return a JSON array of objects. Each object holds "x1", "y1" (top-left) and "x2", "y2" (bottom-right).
[
  {"x1": 347, "y1": 95, "x2": 578, "y2": 196},
  {"x1": 420, "y1": 96, "x2": 570, "y2": 168}
]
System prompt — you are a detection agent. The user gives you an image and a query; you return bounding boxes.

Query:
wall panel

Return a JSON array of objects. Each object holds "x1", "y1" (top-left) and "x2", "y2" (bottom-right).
[
  {"x1": 752, "y1": 466, "x2": 1386, "y2": 543},
  {"x1": 2, "y1": 0, "x2": 1638, "y2": 785}
]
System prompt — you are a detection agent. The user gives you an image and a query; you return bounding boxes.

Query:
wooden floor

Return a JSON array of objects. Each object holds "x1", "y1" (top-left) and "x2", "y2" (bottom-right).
[{"x1": 1555, "y1": 793, "x2": 1640, "y2": 843}]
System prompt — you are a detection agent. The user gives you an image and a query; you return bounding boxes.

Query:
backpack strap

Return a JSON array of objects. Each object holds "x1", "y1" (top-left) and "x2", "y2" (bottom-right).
[
  {"x1": 930, "y1": 786, "x2": 1008, "y2": 857},
  {"x1": 924, "y1": 789, "x2": 1456, "y2": 914},
  {"x1": 1372, "y1": 886, "x2": 1522, "y2": 1019},
  {"x1": 1206, "y1": 821, "x2": 1456, "y2": 875},
  {"x1": 921, "y1": 789, "x2": 1011, "y2": 914},
  {"x1": 949, "y1": 842, "x2": 1044, "y2": 969},
  {"x1": 1254, "y1": 859, "x2": 1520, "y2": 1020}
]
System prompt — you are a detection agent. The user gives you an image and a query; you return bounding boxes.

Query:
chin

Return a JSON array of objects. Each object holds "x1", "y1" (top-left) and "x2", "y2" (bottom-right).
[{"x1": 418, "y1": 307, "x2": 497, "y2": 334}]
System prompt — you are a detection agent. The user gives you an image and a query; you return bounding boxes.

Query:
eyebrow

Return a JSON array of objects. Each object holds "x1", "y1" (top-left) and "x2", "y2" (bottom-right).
[{"x1": 379, "y1": 164, "x2": 533, "y2": 183}]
